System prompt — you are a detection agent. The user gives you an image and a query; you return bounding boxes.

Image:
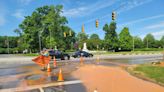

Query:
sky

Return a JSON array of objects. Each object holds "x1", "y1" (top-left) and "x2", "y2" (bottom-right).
[{"x1": 0, "y1": 0, "x2": 164, "y2": 40}]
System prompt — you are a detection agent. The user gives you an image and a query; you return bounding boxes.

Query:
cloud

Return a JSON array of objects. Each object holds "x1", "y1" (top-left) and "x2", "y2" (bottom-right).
[
  {"x1": 13, "y1": 9, "x2": 25, "y2": 19},
  {"x1": 18, "y1": 0, "x2": 33, "y2": 5},
  {"x1": 118, "y1": 14, "x2": 164, "y2": 40},
  {"x1": 116, "y1": 0, "x2": 153, "y2": 13},
  {"x1": 80, "y1": 0, "x2": 153, "y2": 26},
  {"x1": 63, "y1": 0, "x2": 117, "y2": 17},
  {"x1": 118, "y1": 14, "x2": 164, "y2": 27},
  {"x1": 144, "y1": 22, "x2": 164, "y2": 29},
  {"x1": 72, "y1": 0, "x2": 153, "y2": 28},
  {"x1": 140, "y1": 30, "x2": 164, "y2": 40},
  {"x1": 0, "y1": 4, "x2": 7, "y2": 26},
  {"x1": 152, "y1": 30, "x2": 164, "y2": 37}
]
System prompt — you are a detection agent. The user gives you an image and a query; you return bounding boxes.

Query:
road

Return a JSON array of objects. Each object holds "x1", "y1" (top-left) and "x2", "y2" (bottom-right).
[{"x1": 0, "y1": 54, "x2": 163, "y2": 92}]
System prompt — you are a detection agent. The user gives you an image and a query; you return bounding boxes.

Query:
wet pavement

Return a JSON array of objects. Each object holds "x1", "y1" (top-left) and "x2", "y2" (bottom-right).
[{"x1": 0, "y1": 54, "x2": 163, "y2": 92}]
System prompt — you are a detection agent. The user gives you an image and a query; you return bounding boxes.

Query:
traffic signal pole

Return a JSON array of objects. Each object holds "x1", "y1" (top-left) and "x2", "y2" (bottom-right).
[
  {"x1": 133, "y1": 36, "x2": 134, "y2": 51},
  {"x1": 7, "y1": 36, "x2": 9, "y2": 54}
]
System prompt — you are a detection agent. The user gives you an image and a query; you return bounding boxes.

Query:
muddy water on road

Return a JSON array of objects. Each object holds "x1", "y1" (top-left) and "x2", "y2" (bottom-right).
[
  {"x1": 0, "y1": 61, "x2": 81, "y2": 91},
  {"x1": 0, "y1": 56, "x2": 163, "y2": 92}
]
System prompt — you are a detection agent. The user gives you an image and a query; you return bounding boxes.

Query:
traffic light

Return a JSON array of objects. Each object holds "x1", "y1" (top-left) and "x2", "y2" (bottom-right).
[
  {"x1": 82, "y1": 24, "x2": 84, "y2": 32},
  {"x1": 69, "y1": 30, "x2": 72, "y2": 36},
  {"x1": 63, "y1": 32, "x2": 66, "y2": 37},
  {"x1": 112, "y1": 11, "x2": 116, "y2": 21},
  {"x1": 96, "y1": 20, "x2": 99, "y2": 28}
]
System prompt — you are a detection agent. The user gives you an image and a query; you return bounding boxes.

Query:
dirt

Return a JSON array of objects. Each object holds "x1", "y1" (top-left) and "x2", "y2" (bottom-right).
[
  {"x1": 160, "y1": 62, "x2": 164, "y2": 67},
  {"x1": 71, "y1": 65, "x2": 164, "y2": 92}
]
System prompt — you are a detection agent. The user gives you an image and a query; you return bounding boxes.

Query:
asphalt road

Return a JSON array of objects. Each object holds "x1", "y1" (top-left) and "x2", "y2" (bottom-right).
[{"x1": 0, "y1": 54, "x2": 163, "y2": 92}]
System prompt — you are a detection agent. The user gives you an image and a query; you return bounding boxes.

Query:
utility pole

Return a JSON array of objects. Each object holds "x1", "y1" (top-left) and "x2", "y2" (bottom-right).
[
  {"x1": 50, "y1": 30, "x2": 52, "y2": 48},
  {"x1": 147, "y1": 38, "x2": 149, "y2": 48},
  {"x1": 38, "y1": 32, "x2": 41, "y2": 52},
  {"x1": 133, "y1": 36, "x2": 134, "y2": 51},
  {"x1": 7, "y1": 36, "x2": 9, "y2": 54}
]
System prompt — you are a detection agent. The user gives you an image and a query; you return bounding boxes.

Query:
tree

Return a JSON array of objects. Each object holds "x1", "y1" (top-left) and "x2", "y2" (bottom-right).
[
  {"x1": 160, "y1": 36, "x2": 164, "y2": 49},
  {"x1": 76, "y1": 32, "x2": 88, "y2": 49},
  {"x1": 143, "y1": 34, "x2": 155, "y2": 48},
  {"x1": 87, "y1": 34, "x2": 101, "y2": 50},
  {"x1": 119, "y1": 27, "x2": 132, "y2": 51},
  {"x1": 154, "y1": 40, "x2": 161, "y2": 48},
  {"x1": 103, "y1": 22, "x2": 118, "y2": 51},
  {"x1": 14, "y1": 29, "x2": 22, "y2": 36},
  {"x1": 90, "y1": 34, "x2": 99, "y2": 40},
  {"x1": 19, "y1": 5, "x2": 74, "y2": 52},
  {"x1": 133, "y1": 36, "x2": 143, "y2": 48}
]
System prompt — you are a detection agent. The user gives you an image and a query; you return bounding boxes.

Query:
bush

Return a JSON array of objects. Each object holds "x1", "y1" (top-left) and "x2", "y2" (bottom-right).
[
  {"x1": 0, "y1": 48, "x2": 7, "y2": 54},
  {"x1": 0, "y1": 48, "x2": 19, "y2": 54},
  {"x1": 134, "y1": 48, "x2": 163, "y2": 51}
]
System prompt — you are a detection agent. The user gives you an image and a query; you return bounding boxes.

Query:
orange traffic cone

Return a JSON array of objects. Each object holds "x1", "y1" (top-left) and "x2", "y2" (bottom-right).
[
  {"x1": 80, "y1": 56, "x2": 84, "y2": 65},
  {"x1": 57, "y1": 68, "x2": 64, "y2": 82},
  {"x1": 53, "y1": 57, "x2": 57, "y2": 68},
  {"x1": 47, "y1": 63, "x2": 51, "y2": 72}
]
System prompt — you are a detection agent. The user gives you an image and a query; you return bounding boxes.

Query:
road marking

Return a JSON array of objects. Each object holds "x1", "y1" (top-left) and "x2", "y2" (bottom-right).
[
  {"x1": 39, "y1": 87, "x2": 44, "y2": 92},
  {"x1": 0, "y1": 80, "x2": 82, "y2": 92}
]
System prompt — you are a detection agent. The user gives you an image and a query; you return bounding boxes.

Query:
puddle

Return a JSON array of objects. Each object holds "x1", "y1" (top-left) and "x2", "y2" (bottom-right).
[
  {"x1": 43, "y1": 83, "x2": 86, "y2": 92},
  {"x1": 0, "y1": 68, "x2": 28, "y2": 76},
  {"x1": 0, "y1": 80, "x2": 20, "y2": 89},
  {"x1": 103, "y1": 57, "x2": 162, "y2": 65},
  {"x1": 16, "y1": 89, "x2": 40, "y2": 92}
]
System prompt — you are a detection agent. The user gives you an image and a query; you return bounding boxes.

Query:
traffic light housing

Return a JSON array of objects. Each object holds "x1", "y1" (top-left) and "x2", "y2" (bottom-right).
[
  {"x1": 96, "y1": 20, "x2": 99, "y2": 28},
  {"x1": 82, "y1": 24, "x2": 84, "y2": 32},
  {"x1": 69, "y1": 30, "x2": 72, "y2": 36},
  {"x1": 63, "y1": 32, "x2": 66, "y2": 37},
  {"x1": 112, "y1": 12, "x2": 116, "y2": 21}
]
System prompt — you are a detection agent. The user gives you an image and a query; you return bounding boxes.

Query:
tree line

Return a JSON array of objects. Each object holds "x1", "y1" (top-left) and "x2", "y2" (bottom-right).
[{"x1": 0, "y1": 5, "x2": 164, "y2": 53}]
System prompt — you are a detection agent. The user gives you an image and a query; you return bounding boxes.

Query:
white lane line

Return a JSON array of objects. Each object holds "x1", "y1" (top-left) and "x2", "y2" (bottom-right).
[
  {"x1": 0, "y1": 80, "x2": 82, "y2": 92},
  {"x1": 39, "y1": 87, "x2": 44, "y2": 92}
]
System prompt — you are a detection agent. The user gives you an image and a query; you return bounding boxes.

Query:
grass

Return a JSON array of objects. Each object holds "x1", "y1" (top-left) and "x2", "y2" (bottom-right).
[
  {"x1": 132, "y1": 64, "x2": 164, "y2": 85},
  {"x1": 14, "y1": 50, "x2": 162, "y2": 56},
  {"x1": 97, "y1": 51, "x2": 162, "y2": 55},
  {"x1": 17, "y1": 53, "x2": 39, "y2": 56}
]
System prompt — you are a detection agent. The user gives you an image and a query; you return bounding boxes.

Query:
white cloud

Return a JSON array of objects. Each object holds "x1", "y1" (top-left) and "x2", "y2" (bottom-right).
[
  {"x1": 0, "y1": 4, "x2": 7, "y2": 26},
  {"x1": 118, "y1": 14, "x2": 164, "y2": 40},
  {"x1": 116, "y1": 0, "x2": 153, "y2": 13},
  {"x1": 152, "y1": 30, "x2": 164, "y2": 37},
  {"x1": 63, "y1": 0, "x2": 116, "y2": 17},
  {"x1": 13, "y1": 9, "x2": 25, "y2": 19},
  {"x1": 18, "y1": 0, "x2": 33, "y2": 5},
  {"x1": 118, "y1": 14, "x2": 164, "y2": 27},
  {"x1": 71, "y1": 0, "x2": 154, "y2": 28},
  {"x1": 140, "y1": 30, "x2": 164, "y2": 40},
  {"x1": 144, "y1": 22, "x2": 164, "y2": 29},
  {"x1": 80, "y1": 0, "x2": 153, "y2": 26}
]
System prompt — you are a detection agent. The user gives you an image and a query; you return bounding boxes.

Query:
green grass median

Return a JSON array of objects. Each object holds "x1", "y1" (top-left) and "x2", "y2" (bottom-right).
[{"x1": 128, "y1": 64, "x2": 164, "y2": 86}]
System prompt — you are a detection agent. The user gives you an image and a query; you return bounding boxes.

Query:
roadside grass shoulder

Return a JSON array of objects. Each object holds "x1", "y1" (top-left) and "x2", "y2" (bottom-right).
[
  {"x1": 128, "y1": 64, "x2": 164, "y2": 86},
  {"x1": 98, "y1": 51, "x2": 161, "y2": 55},
  {"x1": 16, "y1": 53, "x2": 39, "y2": 56}
]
